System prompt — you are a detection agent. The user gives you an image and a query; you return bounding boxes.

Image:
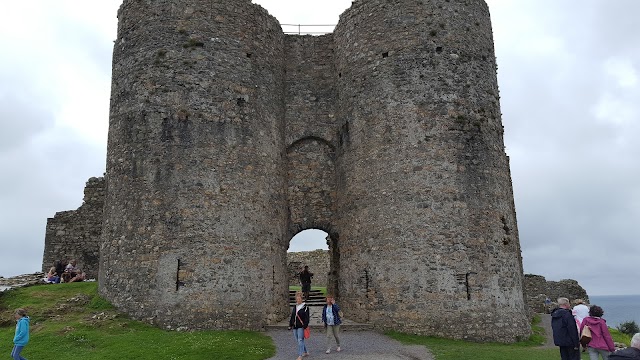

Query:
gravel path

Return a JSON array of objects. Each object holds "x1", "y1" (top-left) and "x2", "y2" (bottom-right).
[
  {"x1": 540, "y1": 313, "x2": 556, "y2": 348},
  {"x1": 266, "y1": 329, "x2": 434, "y2": 360}
]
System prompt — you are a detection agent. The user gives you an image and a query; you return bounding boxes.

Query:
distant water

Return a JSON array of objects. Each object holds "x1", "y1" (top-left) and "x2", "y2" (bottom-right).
[
  {"x1": 0, "y1": 285, "x2": 10, "y2": 292},
  {"x1": 589, "y1": 295, "x2": 640, "y2": 328}
]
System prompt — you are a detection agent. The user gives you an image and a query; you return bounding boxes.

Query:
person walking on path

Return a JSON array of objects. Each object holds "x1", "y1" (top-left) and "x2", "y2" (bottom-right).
[
  {"x1": 609, "y1": 333, "x2": 640, "y2": 359},
  {"x1": 552, "y1": 297, "x2": 580, "y2": 360},
  {"x1": 573, "y1": 299, "x2": 590, "y2": 327},
  {"x1": 573, "y1": 299, "x2": 591, "y2": 352},
  {"x1": 322, "y1": 294, "x2": 342, "y2": 354},
  {"x1": 580, "y1": 305, "x2": 615, "y2": 360},
  {"x1": 288, "y1": 292, "x2": 310, "y2": 360},
  {"x1": 299, "y1": 266, "x2": 314, "y2": 301},
  {"x1": 12, "y1": 308, "x2": 30, "y2": 360}
]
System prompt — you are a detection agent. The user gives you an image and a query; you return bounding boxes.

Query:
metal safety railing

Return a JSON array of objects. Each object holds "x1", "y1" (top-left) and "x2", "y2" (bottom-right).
[{"x1": 281, "y1": 23, "x2": 336, "y2": 35}]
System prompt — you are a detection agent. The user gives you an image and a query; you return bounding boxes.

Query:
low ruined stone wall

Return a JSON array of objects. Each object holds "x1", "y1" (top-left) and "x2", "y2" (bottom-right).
[
  {"x1": 287, "y1": 250, "x2": 329, "y2": 288},
  {"x1": 523, "y1": 274, "x2": 589, "y2": 314},
  {"x1": 42, "y1": 177, "x2": 105, "y2": 279}
]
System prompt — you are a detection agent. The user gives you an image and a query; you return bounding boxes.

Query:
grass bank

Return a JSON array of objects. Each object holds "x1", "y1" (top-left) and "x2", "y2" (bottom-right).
[
  {"x1": 388, "y1": 314, "x2": 630, "y2": 360},
  {"x1": 0, "y1": 282, "x2": 274, "y2": 359},
  {"x1": 3, "y1": 282, "x2": 629, "y2": 360}
]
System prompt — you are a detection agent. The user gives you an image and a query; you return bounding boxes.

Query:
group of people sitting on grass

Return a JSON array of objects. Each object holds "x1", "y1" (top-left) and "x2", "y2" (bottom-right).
[{"x1": 45, "y1": 259, "x2": 86, "y2": 284}]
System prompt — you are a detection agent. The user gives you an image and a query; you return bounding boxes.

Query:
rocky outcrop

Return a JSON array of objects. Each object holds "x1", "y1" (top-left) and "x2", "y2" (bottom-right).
[
  {"x1": 0, "y1": 272, "x2": 45, "y2": 292},
  {"x1": 523, "y1": 274, "x2": 589, "y2": 314}
]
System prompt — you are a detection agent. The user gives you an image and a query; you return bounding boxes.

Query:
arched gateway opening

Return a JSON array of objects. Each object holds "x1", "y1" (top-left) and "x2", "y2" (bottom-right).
[
  {"x1": 287, "y1": 229, "x2": 340, "y2": 301},
  {"x1": 275, "y1": 136, "x2": 341, "y2": 321}
]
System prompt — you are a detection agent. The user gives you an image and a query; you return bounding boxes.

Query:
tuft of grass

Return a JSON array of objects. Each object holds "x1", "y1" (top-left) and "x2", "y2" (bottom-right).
[
  {"x1": 0, "y1": 282, "x2": 275, "y2": 359},
  {"x1": 525, "y1": 314, "x2": 547, "y2": 346},
  {"x1": 87, "y1": 295, "x2": 114, "y2": 311},
  {"x1": 610, "y1": 327, "x2": 631, "y2": 346}
]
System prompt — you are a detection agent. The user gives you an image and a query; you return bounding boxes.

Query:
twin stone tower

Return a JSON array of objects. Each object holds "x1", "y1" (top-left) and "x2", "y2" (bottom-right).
[{"x1": 78, "y1": 0, "x2": 530, "y2": 341}]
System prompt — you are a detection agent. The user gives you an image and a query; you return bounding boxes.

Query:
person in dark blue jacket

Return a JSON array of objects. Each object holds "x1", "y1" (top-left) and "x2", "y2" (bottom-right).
[
  {"x1": 321, "y1": 295, "x2": 342, "y2": 354},
  {"x1": 12, "y1": 308, "x2": 30, "y2": 360},
  {"x1": 551, "y1": 297, "x2": 580, "y2": 360}
]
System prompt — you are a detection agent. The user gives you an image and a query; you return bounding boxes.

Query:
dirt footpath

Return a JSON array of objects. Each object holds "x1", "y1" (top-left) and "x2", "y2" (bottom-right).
[{"x1": 266, "y1": 329, "x2": 434, "y2": 360}]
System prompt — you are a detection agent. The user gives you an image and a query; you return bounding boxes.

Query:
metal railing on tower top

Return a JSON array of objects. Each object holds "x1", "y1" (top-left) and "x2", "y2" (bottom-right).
[{"x1": 281, "y1": 24, "x2": 336, "y2": 35}]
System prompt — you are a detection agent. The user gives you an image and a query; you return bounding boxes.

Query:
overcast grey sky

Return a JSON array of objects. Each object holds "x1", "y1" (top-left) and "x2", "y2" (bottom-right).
[{"x1": 1, "y1": 1, "x2": 638, "y2": 296}]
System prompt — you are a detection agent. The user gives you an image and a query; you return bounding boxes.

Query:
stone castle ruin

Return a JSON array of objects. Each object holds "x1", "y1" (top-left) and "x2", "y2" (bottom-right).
[{"x1": 44, "y1": 0, "x2": 531, "y2": 341}]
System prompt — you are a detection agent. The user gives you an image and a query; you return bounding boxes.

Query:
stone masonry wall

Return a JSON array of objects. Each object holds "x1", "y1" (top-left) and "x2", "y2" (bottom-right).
[
  {"x1": 287, "y1": 250, "x2": 330, "y2": 287},
  {"x1": 523, "y1": 274, "x2": 589, "y2": 314},
  {"x1": 332, "y1": 0, "x2": 530, "y2": 342},
  {"x1": 284, "y1": 35, "x2": 339, "y2": 236},
  {"x1": 100, "y1": 0, "x2": 289, "y2": 330},
  {"x1": 74, "y1": 0, "x2": 532, "y2": 342},
  {"x1": 43, "y1": 177, "x2": 105, "y2": 279}
]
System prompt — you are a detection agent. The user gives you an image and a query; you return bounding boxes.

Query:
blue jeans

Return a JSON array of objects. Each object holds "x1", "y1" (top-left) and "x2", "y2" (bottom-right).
[
  {"x1": 588, "y1": 347, "x2": 610, "y2": 360},
  {"x1": 293, "y1": 328, "x2": 307, "y2": 356},
  {"x1": 11, "y1": 345, "x2": 27, "y2": 360}
]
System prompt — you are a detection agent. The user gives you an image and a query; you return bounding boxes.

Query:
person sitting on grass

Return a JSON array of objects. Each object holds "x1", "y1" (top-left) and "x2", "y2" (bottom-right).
[
  {"x1": 46, "y1": 267, "x2": 60, "y2": 284},
  {"x1": 68, "y1": 269, "x2": 86, "y2": 283},
  {"x1": 54, "y1": 260, "x2": 66, "y2": 277},
  {"x1": 62, "y1": 259, "x2": 79, "y2": 283}
]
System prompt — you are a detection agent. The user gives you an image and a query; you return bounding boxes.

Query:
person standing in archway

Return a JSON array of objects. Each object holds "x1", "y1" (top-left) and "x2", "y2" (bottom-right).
[{"x1": 299, "y1": 266, "x2": 314, "y2": 301}]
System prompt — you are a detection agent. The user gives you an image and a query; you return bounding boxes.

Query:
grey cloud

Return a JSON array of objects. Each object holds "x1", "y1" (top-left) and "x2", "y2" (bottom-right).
[
  {"x1": 51, "y1": 15, "x2": 114, "y2": 77},
  {"x1": 493, "y1": 0, "x2": 640, "y2": 295},
  {"x1": 0, "y1": 132, "x2": 105, "y2": 277},
  {"x1": 0, "y1": 94, "x2": 51, "y2": 150}
]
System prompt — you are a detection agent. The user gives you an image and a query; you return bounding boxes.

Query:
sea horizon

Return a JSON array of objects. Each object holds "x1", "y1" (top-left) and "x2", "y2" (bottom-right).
[{"x1": 589, "y1": 294, "x2": 640, "y2": 328}]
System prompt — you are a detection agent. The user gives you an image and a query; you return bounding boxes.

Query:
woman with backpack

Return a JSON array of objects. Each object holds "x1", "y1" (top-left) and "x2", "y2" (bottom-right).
[{"x1": 580, "y1": 305, "x2": 615, "y2": 360}]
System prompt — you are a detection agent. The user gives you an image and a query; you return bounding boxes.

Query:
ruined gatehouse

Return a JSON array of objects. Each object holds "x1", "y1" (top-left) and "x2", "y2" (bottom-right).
[{"x1": 44, "y1": 0, "x2": 531, "y2": 341}]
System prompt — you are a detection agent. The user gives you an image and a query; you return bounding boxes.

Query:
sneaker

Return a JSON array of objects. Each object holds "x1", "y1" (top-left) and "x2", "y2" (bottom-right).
[
  {"x1": 302, "y1": 352, "x2": 309, "y2": 357},
  {"x1": 336, "y1": 346, "x2": 341, "y2": 352},
  {"x1": 326, "y1": 349, "x2": 331, "y2": 354}
]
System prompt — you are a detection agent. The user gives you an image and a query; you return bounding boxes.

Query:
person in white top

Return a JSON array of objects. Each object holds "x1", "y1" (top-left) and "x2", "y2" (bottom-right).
[
  {"x1": 573, "y1": 299, "x2": 590, "y2": 326},
  {"x1": 573, "y1": 298, "x2": 590, "y2": 353}
]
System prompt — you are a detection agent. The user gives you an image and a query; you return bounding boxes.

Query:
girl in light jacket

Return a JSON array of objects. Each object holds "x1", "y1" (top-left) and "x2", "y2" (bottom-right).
[
  {"x1": 580, "y1": 305, "x2": 615, "y2": 360},
  {"x1": 12, "y1": 308, "x2": 30, "y2": 360}
]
